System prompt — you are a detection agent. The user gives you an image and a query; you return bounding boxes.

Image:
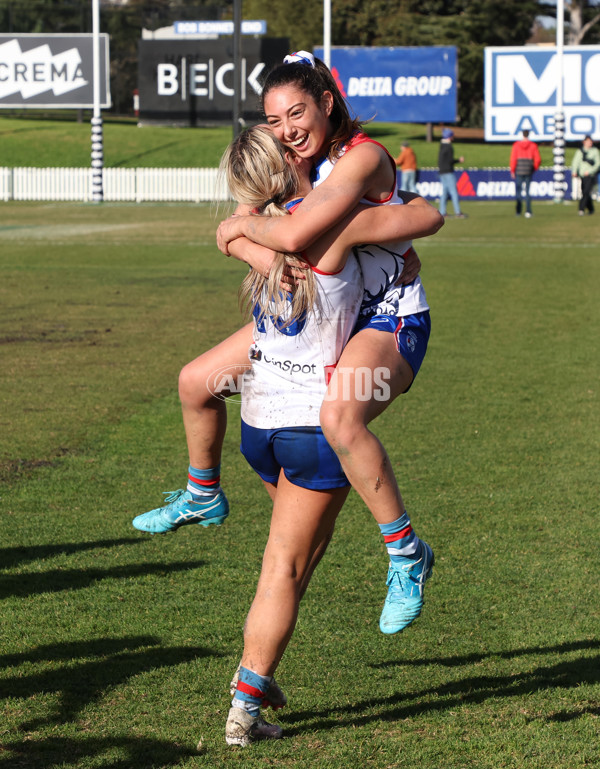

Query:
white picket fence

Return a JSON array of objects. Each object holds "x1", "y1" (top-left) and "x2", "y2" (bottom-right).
[
  {"x1": 0, "y1": 165, "x2": 590, "y2": 203},
  {"x1": 0, "y1": 167, "x2": 230, "y2": 203}
]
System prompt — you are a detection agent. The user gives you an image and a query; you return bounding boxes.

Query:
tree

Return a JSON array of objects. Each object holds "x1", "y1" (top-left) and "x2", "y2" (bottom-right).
[
  {"x1": 328, "y1": 0, "x2": 540, "y2": 125},
  {"x1": 242, "y1": 0, "x2": 323, "y2": 52},
  {"x1": 539, "y1": 0, "x2": 600, "y2": 44},
  {"x1": 0, "y1": 0, "x2": 89, "y2": 34}
]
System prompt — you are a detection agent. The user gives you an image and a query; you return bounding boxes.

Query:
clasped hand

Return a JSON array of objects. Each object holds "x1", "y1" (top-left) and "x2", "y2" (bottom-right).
[{"x1": 216, "y1": 214, "x2": 247, "y2": 256}]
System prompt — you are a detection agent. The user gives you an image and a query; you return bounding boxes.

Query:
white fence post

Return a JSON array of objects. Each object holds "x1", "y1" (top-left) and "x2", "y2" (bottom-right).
[{"x1": 0, "y1": 167, "x2": 233, "y2": 203}]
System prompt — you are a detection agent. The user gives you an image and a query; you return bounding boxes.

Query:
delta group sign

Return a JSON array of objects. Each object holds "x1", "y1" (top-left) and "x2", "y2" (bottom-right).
[{"x1": 314, "y1": 46, "x2": 457, "y2": 123}]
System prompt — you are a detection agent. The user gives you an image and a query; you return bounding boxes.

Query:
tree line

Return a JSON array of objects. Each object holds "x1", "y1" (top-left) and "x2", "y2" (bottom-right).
[{"x1": 1, "y1": 0, "x2": 599, "y2": 124}]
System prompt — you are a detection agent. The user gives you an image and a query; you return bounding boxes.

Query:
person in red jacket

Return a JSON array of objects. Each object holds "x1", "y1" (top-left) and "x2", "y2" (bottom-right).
[{"x1": 509, "y1": 129, "x2": 542, "y2": 218}]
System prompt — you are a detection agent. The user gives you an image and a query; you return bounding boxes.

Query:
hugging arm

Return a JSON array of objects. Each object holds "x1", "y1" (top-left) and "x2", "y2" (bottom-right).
[
  {"x1": 228, "y1": 195, "x2": 442, "y2": 277},
  {"x1": 216, "y1": 142, "x2": 390, "y2": 255},
  {"x1": 301, "y1": 194, "x2": 443, "y2": 272},
  {"x1": 348, "y1": 194, "x2": 444, "y2": 245}
]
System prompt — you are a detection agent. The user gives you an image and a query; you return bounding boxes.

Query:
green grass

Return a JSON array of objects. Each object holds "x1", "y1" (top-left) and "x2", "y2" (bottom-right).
[
  {"x1": 1, "y1": 199, "x2": 599, "y2": 768},
  {"x1": 0, "y1": 115, "x2": 573, "y2": 169}
]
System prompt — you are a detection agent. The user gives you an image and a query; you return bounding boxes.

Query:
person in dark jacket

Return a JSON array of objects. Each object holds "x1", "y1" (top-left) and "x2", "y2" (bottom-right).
[
  {"x1": 509, "y1": 129, "x2": 541, "y2": 218},
  {"x1": 437, "y1": 129, "x2": 466, "y2": 218}
]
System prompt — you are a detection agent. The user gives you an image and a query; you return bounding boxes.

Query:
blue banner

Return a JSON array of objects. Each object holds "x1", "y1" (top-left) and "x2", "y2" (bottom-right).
[
  {"x1": 314, "y1": 46, "x2": 457, "y2": 123},
  {"x1": 407, "y1": 168, "x2": 573, "y2": 201}
]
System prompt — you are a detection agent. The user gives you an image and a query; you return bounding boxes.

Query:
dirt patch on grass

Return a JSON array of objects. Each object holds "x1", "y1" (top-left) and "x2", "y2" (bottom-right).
[{"x1": 0, "y1": 448, "x2": 71, "y2": 484}]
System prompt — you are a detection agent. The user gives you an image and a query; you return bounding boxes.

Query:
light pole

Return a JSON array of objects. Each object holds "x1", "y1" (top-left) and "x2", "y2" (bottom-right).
[
  {"x1": 323, "y1": 0, "x2": 331, "y2": 69},
  {"x1": 232, "y1": 0, "x2": 243, "y2": 139}
]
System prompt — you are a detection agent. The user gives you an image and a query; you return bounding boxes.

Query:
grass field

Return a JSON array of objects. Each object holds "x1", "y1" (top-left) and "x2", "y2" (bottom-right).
[
  {"x1": 1, "y1": 199, "x2": 599, "y2": 768},
  {"x1": 0, "y1": 115, "x2": 571, "y2": 169}
]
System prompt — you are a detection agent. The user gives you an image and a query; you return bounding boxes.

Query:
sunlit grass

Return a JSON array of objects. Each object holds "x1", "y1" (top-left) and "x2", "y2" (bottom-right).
[{"x1": 1, "y1": 200, "x2": 598, "y2": 768}]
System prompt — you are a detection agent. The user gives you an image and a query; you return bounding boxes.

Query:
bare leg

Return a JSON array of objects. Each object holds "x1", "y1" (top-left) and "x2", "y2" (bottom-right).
[
  {"x1": 224, "y1": 470, "x2": 345, "y2": 750},
  {"x1": 132, "y1": 323, "x2": 254, "y2": 532},
  {"x1": 320, "y1": 329, "x2": 413, "y2": 526},
  {"x1": 320, "y1": 330, "x2": 435, "y2": 635},
  {"x1": 241, "y1": 474, "x2": 349, "y2": 677},
  {"x1": 178, "y1": 323, "x2": 253, "y2": 468},
  {"x1": 229, "y1": 477, "x2": 333, "y2": 703}
]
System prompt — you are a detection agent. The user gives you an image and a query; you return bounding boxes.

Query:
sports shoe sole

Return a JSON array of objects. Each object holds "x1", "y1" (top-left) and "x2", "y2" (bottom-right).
[{"x1": 225, "y1": 707, "x2": 282, "y2": 746}]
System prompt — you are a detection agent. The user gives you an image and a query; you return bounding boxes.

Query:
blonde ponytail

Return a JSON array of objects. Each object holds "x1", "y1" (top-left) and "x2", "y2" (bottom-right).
[{"x1": 219, "y1": 126, "x2": 317, "y2": 329}]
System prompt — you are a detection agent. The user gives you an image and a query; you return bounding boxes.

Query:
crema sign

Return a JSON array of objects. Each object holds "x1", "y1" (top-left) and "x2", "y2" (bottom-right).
[{"x1": 0, "y1": 34, "x2": 111, "y2": 108}]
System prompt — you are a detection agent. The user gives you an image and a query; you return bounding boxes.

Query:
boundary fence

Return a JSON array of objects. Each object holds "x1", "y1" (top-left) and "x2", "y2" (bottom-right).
[
  {"x1": 0, "y1": 166, "x2": 587, "y2": 203},
  {"x1": 0, "y1": 167, "x2": 229, "y2": 203}
]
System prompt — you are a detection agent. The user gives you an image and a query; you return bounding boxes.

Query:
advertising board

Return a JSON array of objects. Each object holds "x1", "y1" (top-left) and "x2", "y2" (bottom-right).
[
  {"x1": 0, "y1": 34, "x2": 111, "y2": 108},
  {"x1": 411, "y1": 168, "x2": 570, "y2": 201},
  {"x1": 485, "y1": 46, "x2": 600, "y2": 141},
  {"x1": 138, "y1": 37, "x2": 288, "y2": 125},
  {"x1": 314, "y1": 46, "x2": 457, "y2": 123}
]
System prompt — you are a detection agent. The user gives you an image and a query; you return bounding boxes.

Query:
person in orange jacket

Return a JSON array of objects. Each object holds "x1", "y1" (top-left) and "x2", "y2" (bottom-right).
[
  {"x1": 395, "y1": 141, "x2": 418, "y2": 193},
  {"x1": 509, "y1": 129, "x2": 541, "y2": 218}
]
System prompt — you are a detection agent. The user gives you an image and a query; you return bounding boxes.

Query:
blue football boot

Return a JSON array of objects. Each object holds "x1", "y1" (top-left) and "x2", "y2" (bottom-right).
[
  {"x1": 379, "y1": 541, "x2": 434, "y2": 634},
  {"x1": 132, "y1": 489, "x2": 229, "y2": 534}
]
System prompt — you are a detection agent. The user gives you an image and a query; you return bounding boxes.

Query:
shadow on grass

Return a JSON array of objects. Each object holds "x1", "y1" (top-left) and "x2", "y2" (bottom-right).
[
  {"x1": 0, "y1": 560, "x2": 205, "y2": 600},
  {"x1": 369, "y1": 638, "x2": 600, "y2": 669},
  {"x1": 1, "y1": 636, "x2": 220, "y2": 730},
  {"x1": 282, "y1": 640, "x2": 600, "y2": 733},
  {"x1": 0, "y1": 734, "x2": 198, "y2": 769},
  {"x1": 547, "y1": 704, "x2": 600, "y2": 722},
  {"x1": 0, "y1": 637, "x2": 161, "y2": 668},
  {"x1": 0, "y1": 538, "x2": 144, "y2": 571}
]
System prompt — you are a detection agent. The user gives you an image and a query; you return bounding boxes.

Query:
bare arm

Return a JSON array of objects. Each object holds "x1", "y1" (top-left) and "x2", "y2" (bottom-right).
[
  {"x1": 228, "y1": 194, "x2": 441, "y2": 277},
  {"x1": 216, "y1": 142, "x2": 392, "y2": 255},
  {"x1": 228, "y1": 237, "x2": 281, "y2": 275},
  {"x1": 346, "y1": 194, "x2": 444, "y2": 245},
  {"x1": 227, "y1": 237, "x2": 309, "y2": 285},
  {"x1": 303, "y1": 194, "x2": 444, "y2": 273},
  {"x1": 223, "y1": 197, "x2": 304, "y2": 280}
]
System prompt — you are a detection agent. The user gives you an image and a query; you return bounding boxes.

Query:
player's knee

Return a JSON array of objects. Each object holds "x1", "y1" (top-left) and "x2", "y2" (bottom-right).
[
  {"x1": 262, "y1": 554, "x2": 306, "y2": 589},
  {"x1": 319, "y1": 401, "x2": 341, "y2": 442},
  {"x1": 320, "y1": 402, "x2": 364, "y2": 454},
  {"x1": 178, "y1": 361, "x2": 194, "y2": 403},
  {"x1": 178, "y1": 358, "x2": 210, "y2": 407}
]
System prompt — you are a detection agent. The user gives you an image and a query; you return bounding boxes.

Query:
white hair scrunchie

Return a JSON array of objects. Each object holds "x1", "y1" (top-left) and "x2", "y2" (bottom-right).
[{"x1": 283, "y1": 51, "x2": 316, "y2": 68}]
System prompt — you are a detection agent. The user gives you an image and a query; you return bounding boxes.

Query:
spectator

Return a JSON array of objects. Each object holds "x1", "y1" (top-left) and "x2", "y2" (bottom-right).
[
  {"x1": 395, "y1": 141, "x2": 418, "y2": 193},
  {"x1": 438, "y1": 129, "x2": 466, "y2": 219},
  {"x1": 571, "y1": 135, "x2": 600, "y2": 216},
  {"x1": 509, "y1": 129, "x2": 541, "y2": 218}
]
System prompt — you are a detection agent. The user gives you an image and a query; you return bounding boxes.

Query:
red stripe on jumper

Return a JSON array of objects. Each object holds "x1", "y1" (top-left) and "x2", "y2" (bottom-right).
[
  {"x1": 236, "y1": 680, "x2": 265, "y2": 699},
  {"x1": 188, "y1": 473, "x2": 220, "y2": 486},
  {"x1": 383, "y1": 526, "x2": 413, "y2": 543}
]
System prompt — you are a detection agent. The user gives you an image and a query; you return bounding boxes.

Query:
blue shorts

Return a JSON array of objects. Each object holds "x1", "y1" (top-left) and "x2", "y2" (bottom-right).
[
  {"x1": 240, "y1": 421, "x2": 349, "y2": 490},
  {"x1": 353, "y1": 310, "x2": 431, "y2": 387}
]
